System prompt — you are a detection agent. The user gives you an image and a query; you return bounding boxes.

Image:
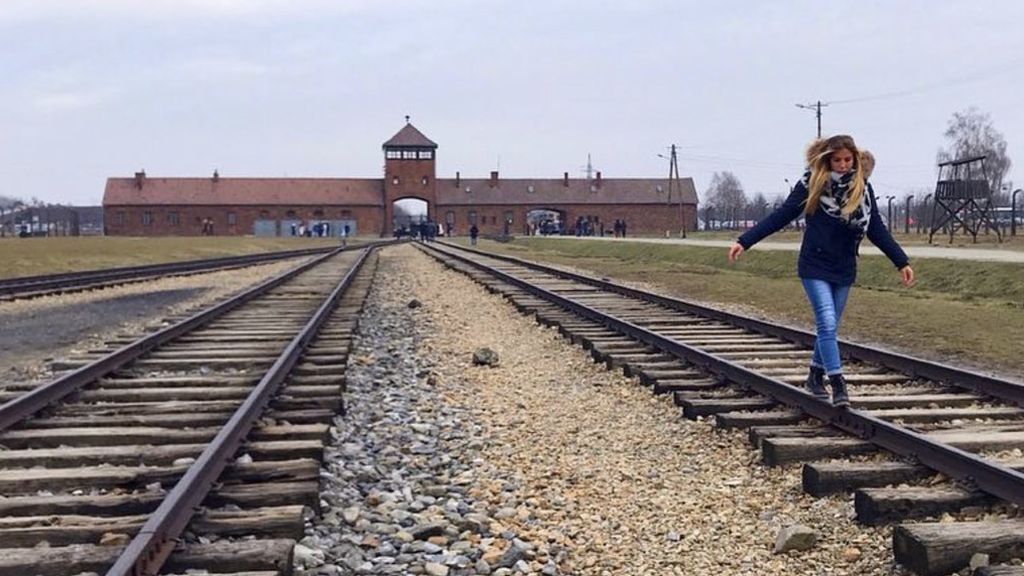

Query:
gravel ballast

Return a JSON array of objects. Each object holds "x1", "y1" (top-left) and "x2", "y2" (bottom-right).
[{"x1": 306, "y1": 243, "x2": 904, "y2": 576}]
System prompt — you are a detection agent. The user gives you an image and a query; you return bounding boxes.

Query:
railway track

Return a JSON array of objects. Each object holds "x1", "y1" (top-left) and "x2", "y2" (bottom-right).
[
  {"x1": 418, "y1": 240, "x2": 1024, "y2": 576},
  {"x1": 0, "y1": 243, "x2": 380, "y2": 575},
  {"x1": 0, "y1": 245, "x2": 338, "y2": 302}
]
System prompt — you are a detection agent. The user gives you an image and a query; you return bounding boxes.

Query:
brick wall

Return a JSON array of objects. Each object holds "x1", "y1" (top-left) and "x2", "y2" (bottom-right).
[
  {"x1": 103, "y1": 201, "x2": 696, "y2": 237},
  {"x1": 435, "y1": 203, "x2": 697, "y2": 237},
  {"x1": 104, "y1": 205, "x2": 384, "y2": 236}
]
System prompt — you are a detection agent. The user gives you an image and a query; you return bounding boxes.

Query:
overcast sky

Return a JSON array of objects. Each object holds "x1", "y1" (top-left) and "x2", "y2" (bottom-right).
[{"x1": 1, "y1": 0, "x2": 1022, "y2": 207}]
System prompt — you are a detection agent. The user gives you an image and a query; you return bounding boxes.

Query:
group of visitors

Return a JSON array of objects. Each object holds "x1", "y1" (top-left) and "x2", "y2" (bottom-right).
[
  {"x1": 571, "y1": 216, "x2": 629, "y2": 238},
  {"x1": 288, "y1": 221, "x2": 351, "y2": 240}
]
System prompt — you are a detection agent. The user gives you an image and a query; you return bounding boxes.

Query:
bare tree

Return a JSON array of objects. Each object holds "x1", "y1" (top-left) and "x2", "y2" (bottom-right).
[
  {"x1": 705, "y1": 171, "x2": 747, "y2": 228},
  {"x1": 937, "y1": 107, "x2": 1012, "y2": 203},
  {"x1": 747, "y1": 191, "x2": 769, "y2": 223}
]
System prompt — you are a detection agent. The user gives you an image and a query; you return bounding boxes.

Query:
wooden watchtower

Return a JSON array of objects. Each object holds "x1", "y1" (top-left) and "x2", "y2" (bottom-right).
[{"x1": 928, "y1": 155, "x2": 1002, "y2": 244}]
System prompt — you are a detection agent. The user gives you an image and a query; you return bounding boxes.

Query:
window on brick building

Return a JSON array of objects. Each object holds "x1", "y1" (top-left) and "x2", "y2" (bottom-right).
[
  {"x1": 227, "y1": 212, "x2": 237, "y2": 226},
  {"x1": 260, "y1": 210, "x2": 270, "y2": 218},
  {"x1": 402, "y1": 150, "x2": 417, "y2": 159},
  {"x1": 418, "y1": 150, "x2": 433, "y2": 159},
  {"x1": 286, "y1": 210, "x2": 297, "y2": 218},
  {"x1": 392, "y1": 176, "x2": 400, "y2": 185},
  {"x1": 504, "y1": 211, "x2": 514, "y2": 225},
  {"x1": 468, "y1": 211, "x2": 477, "y2": 225},
  {"x1": 115, "y1": 211, "x2": 125, "y2": 226},
  {"x1": 421, "y1": 176, "x2": 428, "y2": 186},
  {"x1": 168, "y1": 211, "x2": 179, "y2": 226},
  {"x1": 142, "y1": 211, "x2": 153, "y2": 226},
  {"x1": 313, "y1": 209, "x2": 324, "y2": 218},
  {"x1": 445, "y1": 211, "x2": 455, "y2": 226},
  {"x1": 386, "y1": 150, "x2": 400, "y2": 159},
  {"x1": 340, "y1": 209, "x2": 352, "y2": 218}
]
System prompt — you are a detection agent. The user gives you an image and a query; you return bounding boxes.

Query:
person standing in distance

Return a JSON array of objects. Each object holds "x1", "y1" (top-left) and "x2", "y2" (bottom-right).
[{"x1": 727, "y1": 135, "x2": 914, "y2": 407}]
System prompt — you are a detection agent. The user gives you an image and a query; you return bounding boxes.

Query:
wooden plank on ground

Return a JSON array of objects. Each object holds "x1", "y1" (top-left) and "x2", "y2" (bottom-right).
[
  {"x1": 855, "y1": 486, "x2": 994, "y2": 525},
  {"x1": 893, "y1": 520, "x2": 1024, "y2": 576},
  {"x1": 802, "y1": 461, "x2": 932, "y2": 496},
  {"x1": 0, "y1": 538, "x2": 295, "y2": 576},
  {"x1": 715, "y1": 410, "x2": 805, "y2": 429},
  {"x1": 761, "y1": 437, "x2": 876, "y2": 466}
]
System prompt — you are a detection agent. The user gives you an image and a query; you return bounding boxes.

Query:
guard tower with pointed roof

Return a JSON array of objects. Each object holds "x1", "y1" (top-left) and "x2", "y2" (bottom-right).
[{"x1": 383, "y1": 118, "x2": 438, "y2": 233}]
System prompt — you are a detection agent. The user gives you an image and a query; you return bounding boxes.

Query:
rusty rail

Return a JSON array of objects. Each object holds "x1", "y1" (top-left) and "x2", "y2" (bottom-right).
[
  {"x1": 421, "y1": 241, "x2": 1024, "y2": 509},
  {"x1": 436, "y1": 241, "x2": 1024, "y2": 406},
  {"x1": 0, "y1": 245, "x2": 337, "y2": 299},
  {"x1": 0, "y1": 248, "x2": 342, "y2": 431},
  {"x1": 105, "y1": 246, "x2": 373, "y2": 576}
]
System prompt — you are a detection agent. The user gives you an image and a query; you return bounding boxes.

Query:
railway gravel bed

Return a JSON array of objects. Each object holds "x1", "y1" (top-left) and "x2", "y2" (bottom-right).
[
  {"x1": 301, "y1": 244, "x2": 895, "y2": 576},
  {"x1": 0, "y1": 247, "x2": 373, "y2": 575},
  {"x1": 412, "y1": 242, "x2": 1024, "y2": 575},
  {"x1": 0, "y1": 257, "x2": 310, "y2": 381}
]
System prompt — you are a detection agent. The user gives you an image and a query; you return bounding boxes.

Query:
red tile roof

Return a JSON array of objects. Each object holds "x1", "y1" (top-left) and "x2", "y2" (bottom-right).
[
  {"x1": 103, "y1": 177, "x2": 384, "y2": 206},
  {"x1": 382, "y1": 123, "x2": 438, "y2": 148},
  {"x1": 435, "y1": 178, "x2": 697, "y2": 206}
]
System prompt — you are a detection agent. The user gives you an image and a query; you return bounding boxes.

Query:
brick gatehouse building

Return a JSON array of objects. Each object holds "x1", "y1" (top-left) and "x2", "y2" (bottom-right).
[{"x1": 103, "y1": 122, "x2": 698, "y2": 237}]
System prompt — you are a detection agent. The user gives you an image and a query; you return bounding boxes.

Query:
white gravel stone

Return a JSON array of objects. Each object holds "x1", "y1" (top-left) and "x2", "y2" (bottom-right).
[
  {"x1": 379, "y1": 244, "x2": 903, "y2": 575},
  {"x1": 297, "y1": 245, "x2": 907, "y2": 575},
  {"x1": 774, "y1": 524, "x2": 818, "y2": 553}
]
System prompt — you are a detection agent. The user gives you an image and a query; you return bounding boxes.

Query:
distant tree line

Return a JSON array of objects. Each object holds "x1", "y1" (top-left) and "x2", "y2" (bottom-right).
[{"x1": 700, "y1": 171, "x2": 782, "y2": 230}]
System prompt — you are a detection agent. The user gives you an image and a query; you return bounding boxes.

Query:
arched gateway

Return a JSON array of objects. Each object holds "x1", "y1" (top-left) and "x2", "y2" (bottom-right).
[
  {"x1": 102, "y1": 121, "x2": 698, "y2": 237},
  {"x1": 382, "y1": 121, "x2": 438, "y2": 235}
]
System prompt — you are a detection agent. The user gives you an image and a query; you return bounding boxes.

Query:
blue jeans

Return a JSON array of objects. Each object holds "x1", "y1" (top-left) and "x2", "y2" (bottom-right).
[{"x1": 800, "y1": 278, "x2": 851, "y2": 375}]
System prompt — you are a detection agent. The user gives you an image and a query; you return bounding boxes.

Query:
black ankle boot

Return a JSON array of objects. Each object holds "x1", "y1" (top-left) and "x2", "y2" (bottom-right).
[
  {"x1": 829, "y1": 374, "x2": 850, "y2": 408},
  {"x1": 805, "y1": 366, "x2": 828, "y2": 400}
]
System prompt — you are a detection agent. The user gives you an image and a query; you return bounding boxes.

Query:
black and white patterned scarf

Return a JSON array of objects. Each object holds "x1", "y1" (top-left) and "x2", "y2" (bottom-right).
[{"x1": 801, "y1": 170, "x2": 871, "y2": 235}]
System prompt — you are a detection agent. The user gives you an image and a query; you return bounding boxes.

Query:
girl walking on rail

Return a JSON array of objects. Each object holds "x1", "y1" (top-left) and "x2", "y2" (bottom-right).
[{"x1": 727, "y1": 135, "x2": 914, "y2": 407}]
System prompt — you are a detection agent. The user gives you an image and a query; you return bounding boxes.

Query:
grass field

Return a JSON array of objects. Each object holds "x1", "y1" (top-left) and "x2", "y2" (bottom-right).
[
  {"x1": 643, "y1": 229, "x2": 1024, "y2": 251},
  {"x1": 0, "y1": 236, "x2": 349, "y2": 278},
  {"x1": 456, "y1": 237, "x2": 1024, "y2": 377}
]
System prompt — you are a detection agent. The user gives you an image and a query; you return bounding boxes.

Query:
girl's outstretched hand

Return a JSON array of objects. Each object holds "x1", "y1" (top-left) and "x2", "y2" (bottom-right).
[
  {"x1": 900, "y1": 265, "x2": 915, "y2": 287},
  {"x1": 728, "y1": 242, "x2": 745, "y2": 263}
]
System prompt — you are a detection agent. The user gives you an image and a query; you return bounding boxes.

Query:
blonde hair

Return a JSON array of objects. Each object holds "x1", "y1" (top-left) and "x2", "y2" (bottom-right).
[{"x1": 804, "y1": 135, "x2": 866, "y2": 216}]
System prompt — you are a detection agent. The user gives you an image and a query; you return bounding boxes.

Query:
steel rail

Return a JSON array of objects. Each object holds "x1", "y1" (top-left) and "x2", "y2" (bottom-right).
[
  {"x1": 437, "y1": 241, "x2": 1024, "y2": 406},
  {"x1": 106, "y1": 246, "x2": 372, "y2": 576},
  {"x1": 105, "y1": 246, "x2": 373, "y2": 576},
  {"x1": 0, "y1": 247, "x2": 345, "y2": 432},
  {"x1": 0, "y1": 245, "x2": 337, "y2": 297},
  {"x1": 420, "y1": 242, "x2": 1024, "y2": 508}
]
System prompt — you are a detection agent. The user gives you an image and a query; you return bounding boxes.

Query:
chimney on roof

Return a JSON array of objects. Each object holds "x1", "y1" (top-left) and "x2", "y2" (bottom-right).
[
  {"x1": 563, "y1": 172, "x2": 569, "y2": 187},
  {"x1": 455, "y1": 171, "x2": 460, "y2": 188},
  {"x1": 212, "y1": 169, "x2": 220, "y2": 182},
  {"x1": 490, "y1": 171, "x2": 499, "y2": 187},
  {"x1": 596, "y1": 171, "x2": 602, "y2": 188},
  {"x1": 134, "y1": 170, "x2": 146, "y2": 189}
]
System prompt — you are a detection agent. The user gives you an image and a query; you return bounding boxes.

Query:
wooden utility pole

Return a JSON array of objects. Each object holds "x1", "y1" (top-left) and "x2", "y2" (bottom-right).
[
  {"x1": 796, "y1": 100, "x2": 828, "y2": 138},
  {"x1": 666, "y1": 144, "x2": 687, "y2": 238}
]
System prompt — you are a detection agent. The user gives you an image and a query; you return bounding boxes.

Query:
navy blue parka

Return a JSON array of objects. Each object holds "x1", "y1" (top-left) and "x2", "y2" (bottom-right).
[{"x1": 737, "y1": 179, "x2": 909, "y2": 285}]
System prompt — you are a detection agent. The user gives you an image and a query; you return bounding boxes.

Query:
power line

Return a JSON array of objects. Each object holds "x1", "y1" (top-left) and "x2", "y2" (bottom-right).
[
  {"x1": 829, "y1": 56, "x2": 1024, "y2": 105},
  {"x1": 791, "y1": 56, "x2": 1024, "y2": 138}
]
